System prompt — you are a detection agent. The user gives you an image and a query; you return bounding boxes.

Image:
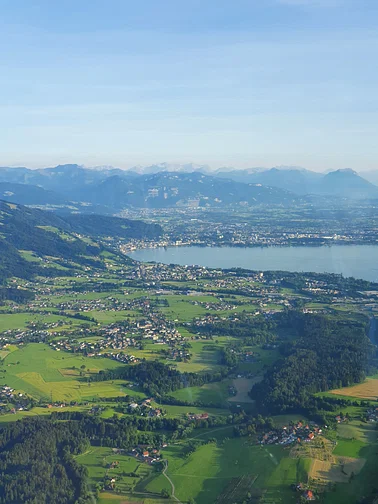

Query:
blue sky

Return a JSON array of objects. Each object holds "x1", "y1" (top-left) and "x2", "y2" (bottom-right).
[{"x1": 1, "y1": 0, "x2": 377, "y2": 170}]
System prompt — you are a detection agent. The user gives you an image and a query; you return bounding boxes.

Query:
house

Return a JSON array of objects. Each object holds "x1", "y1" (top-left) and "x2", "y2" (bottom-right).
[
  {"x1": 142, "y1": 451, "x2": 149, "y2": 457},
  {"x1": 307, "y1": 432, "x2": 315, "y2": 441},
  {"x1": 303, "y1": 489, "x2": 315, "y2": 500}
]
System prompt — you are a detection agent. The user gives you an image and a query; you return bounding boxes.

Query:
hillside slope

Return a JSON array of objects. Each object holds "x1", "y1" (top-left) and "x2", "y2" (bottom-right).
[{"x1": 0, "y1": 200, "x2": 162, "y2": 283}]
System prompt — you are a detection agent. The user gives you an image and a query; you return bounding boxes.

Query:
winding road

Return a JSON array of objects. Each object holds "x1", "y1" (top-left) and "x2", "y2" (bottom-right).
[{"x1": 162, "y1": 460, "x2": 183, "y2": 503}]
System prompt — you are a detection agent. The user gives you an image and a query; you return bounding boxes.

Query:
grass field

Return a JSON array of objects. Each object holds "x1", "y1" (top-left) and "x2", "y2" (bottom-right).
[
  {"x1": 142, "y1": 439, "x2": 299, "y2": 504},
  {"x1": 0, "y1": 343, "x2": 126, "y2": 401},
  {"x1": 333, "y1": 439, "x2": 366, "y2": 458},
  {"x1": 330, "y1": 378, "x2": 378, "y2": 400},
  {"x1": 321, "y1": 419, "x2": 378, "y2": 504},
  {"x1": 169, "y1": 337, "x2": 238, "y2": 374},
  {"x1": 310, "y1": 456, "x2": 365, "y2": 483},
  {"x1": 0, "y1": 312, "x2": 88, "y2": 331},
  {"x1": 159, "y1": 404, "x2": 229, "y2": 419},
  {"x1": 76, "y1": 447, "x2": 157, "y2": 496},
  {"x1": 170, "y1": 380, "x2": 231, "y2": 405}
]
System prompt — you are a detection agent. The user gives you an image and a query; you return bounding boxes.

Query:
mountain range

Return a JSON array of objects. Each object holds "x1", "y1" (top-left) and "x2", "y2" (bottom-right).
[{"x1": 0, "y1": 164, "x2": 377, "y2": 210}]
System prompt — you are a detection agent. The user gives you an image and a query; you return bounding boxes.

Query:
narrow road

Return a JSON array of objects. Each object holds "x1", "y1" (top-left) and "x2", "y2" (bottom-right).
[{"x1": 162, "y1": 460, "x2": 183, "y2": 503}]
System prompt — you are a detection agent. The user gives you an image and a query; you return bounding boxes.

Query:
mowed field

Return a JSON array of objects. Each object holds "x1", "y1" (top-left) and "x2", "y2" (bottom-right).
[
  {"x1": 142, "y1": 439, "x2": 300, "y2": 504},
  {"x1": 170, "y1": 380, "x2": 231, "y2": 405},
  {"x1": 310, "y1": 457, "x2": 365, "y2": 483},
  {"x1": 0, "y1": 343, "x2": 126, "y2": 401},
  {"x1": 329, "y1": 378, "x2": 378, "y2": 400}
]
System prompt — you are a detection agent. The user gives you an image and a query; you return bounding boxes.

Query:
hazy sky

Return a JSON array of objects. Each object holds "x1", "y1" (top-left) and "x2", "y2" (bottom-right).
[{"x1": 1, "y1": 0, "x2": 377, "y2": 171}]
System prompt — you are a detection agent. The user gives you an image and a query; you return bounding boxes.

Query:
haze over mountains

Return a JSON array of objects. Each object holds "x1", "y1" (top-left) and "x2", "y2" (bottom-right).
[{"x1": 0, "y1": 163, "x2": 377, "y2": 211}]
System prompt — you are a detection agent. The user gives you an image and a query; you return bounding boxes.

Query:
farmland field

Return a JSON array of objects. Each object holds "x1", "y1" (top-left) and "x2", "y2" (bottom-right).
[
  {"x1": 329, "y1": 378, "x2": 378, "y2": 399},
  {"x1": 0, "y1": 312, "x2": 88, "y2": 331},
  {"x1": 310, "y1": 457, "x2": 365, "y2": 483},
  {"x1": 142, "y1": 439, "x2": 299, "y2": 504},
  {"x1": 0, "y1": 343, "x2": 125, "y2": 401}
]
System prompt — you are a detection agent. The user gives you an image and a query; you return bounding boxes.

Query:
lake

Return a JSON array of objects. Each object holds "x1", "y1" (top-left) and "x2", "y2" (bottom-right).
[{"x1": 129, "y1": 244, "x2": 378, "y2": 282}]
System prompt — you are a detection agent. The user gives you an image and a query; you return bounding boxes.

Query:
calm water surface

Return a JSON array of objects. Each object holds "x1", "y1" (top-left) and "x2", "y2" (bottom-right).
[{"x1": 129, "y1": 245, "x2": 378, "y2": 282}]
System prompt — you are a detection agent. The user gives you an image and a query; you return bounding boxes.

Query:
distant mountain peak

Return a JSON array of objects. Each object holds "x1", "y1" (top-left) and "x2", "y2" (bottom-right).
[
  {"x1": 331, "y1": 168, "x2": 358, "y2": 175},
  {"x1": 52, "y1": 164, "x2": 84, "y2": 171}
]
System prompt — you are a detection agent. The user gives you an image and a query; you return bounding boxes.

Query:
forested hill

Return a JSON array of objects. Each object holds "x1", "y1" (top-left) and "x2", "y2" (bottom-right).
[
  {"x1": 64, "y1": 213, "x2": 162, "y2": 239},
  {"x1": 250, "y1": 312, "x2": 373, "y2": 413},
  {"x1": 0, "y1": 200, "x2": 162, "y2": 283}
]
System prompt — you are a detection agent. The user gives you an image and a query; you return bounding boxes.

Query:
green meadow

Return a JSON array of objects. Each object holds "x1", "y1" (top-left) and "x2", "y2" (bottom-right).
[
  {"x1": 76, "y1": 447, "x2": 154, "y2": 496},
  {"x1": 0, "y1": 343, "x2": 125, "y2": 401},
  {"x1": 142, "y1": 439, "x2": 298, "y2": 504},
  {"x1": 0, "y1": 312, "x2": 88, "y2": 331},
  {"x1": 170, "y1": 380, "x2": 231, "y2": 406}
]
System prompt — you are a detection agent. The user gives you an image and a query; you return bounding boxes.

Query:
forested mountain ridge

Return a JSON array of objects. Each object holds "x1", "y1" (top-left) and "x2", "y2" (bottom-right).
[
  {"x1": 0, "y1": 182, "x2": 69, "y2": 205},
  {"x1": 0, "y1": 200, "x2": 162, "y2": 283}
]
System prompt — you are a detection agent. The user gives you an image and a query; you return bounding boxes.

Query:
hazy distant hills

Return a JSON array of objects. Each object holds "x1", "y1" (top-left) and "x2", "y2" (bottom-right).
[
  {"x1": 84, "y1": 171, "x2": 299, "y2": 209},
  {"x1": 0, "y1": 165, "x2": 299, "y2": 210},
  {"x1": 215, "y1": 167, "x2": 323, "y2": 195},
  {"x1": 216, "y1": 167, "x2": 378, "y2": 199},
  {"x1": 0, "y1": 182, "x2": 69, "y2": 206},
  {"x1": 0, "y1": 163, "x2": 377, "y2": 210}
]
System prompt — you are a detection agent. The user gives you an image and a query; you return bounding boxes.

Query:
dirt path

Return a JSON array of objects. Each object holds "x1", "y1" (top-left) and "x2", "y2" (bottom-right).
[{"x1": 163, "y1": 460, "x2": 183, "y2": 503}]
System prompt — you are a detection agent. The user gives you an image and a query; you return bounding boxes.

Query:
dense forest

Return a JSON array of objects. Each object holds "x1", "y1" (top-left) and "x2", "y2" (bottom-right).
[
  {"x1": 250, "y1": 313, "x2": 373, "y2": 413},
  {"x1": 0, "y1": 419, "x2": 91, "y2": 504},
  {"x1": 92, "y1": 360, "x2": 227, "y2": 396},
  {"x1": 190, "y1": 313, "x2": 278, "y2": 343}
]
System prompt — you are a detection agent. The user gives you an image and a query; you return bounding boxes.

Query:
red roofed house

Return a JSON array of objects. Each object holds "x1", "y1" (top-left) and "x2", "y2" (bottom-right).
[{"x1": 303, "y1": 489, "x2": 315, "y2": 500}]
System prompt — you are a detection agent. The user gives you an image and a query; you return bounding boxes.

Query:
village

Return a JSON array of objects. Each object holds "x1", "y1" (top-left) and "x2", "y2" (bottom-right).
[
  {"x1": 259, "y1": 420, "x2": 323, "y2": 447},
  {"x1": 366, "y1": 406, "x2": 378, "y2": 422},
  {"x1": 127, "y1": 398, "x2": 163, "y2": 418}
]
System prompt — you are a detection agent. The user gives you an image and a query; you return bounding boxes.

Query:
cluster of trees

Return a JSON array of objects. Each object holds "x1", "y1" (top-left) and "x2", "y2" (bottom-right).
[
  {"x1": 0, "y1": 287, "x2": 34, "y2": 304},
  {"x1": 190, "y1": 314, "x2": 277, "y2": 343},
  {"x1": 91, "y1": 360, "x2": 228, "y2": 397},
  {"x1": 251, "y1": 312, "x2": 374, "y2": 413},
  {"x1": 233, "y1": 414, "x2": 275, "y2": 437}
]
